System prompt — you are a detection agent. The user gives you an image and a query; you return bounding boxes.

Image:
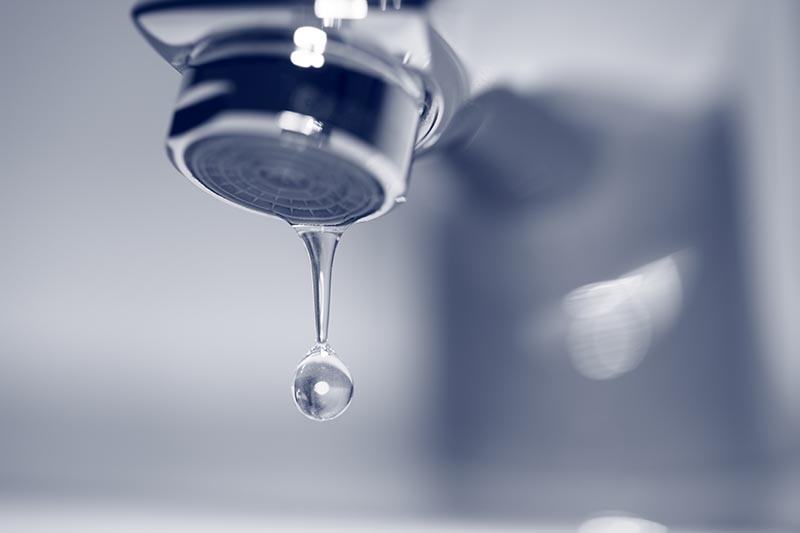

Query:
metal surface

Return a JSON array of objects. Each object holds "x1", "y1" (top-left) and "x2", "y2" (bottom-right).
[
  {"x1": 165, "y1": 33, "x2": 422, "y2": 224},
  {"x1": 132, "y1": 0, "x2": 467, "y2": 226}
]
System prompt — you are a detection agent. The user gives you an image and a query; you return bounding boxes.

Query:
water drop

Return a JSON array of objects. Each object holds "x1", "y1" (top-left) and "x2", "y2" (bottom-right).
[
  {"x1": 293, "y1": 343, "x2": 353, "y2": 421},
  {"x1": 292, "y1": 225, "x2": 354, "y2": 421}
]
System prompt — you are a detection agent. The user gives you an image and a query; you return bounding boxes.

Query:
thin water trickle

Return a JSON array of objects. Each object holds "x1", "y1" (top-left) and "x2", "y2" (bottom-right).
[
  {"x1": 291, "y1": 226, "x2": 354, "y2": 421},
  {"x1": 297, "y1": 227, "x2": 342, "y2": 345}
]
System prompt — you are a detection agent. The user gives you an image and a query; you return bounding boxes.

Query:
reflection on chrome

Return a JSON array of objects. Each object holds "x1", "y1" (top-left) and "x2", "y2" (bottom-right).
[
  {"x1": 579, "y1": 515, "x2": 668, "y2": 533},
  {"x1": 291, "y1": 26, "x2": 327, "y2": 69},
  {"x1": 314, "y1": 0, "x2": 368, "y2": 20},
  {"x1": 563, "y1": 252, "x2": 690, "y2": 380},
  {"x1": 278, "y1": 111, "x2": 323, "y2": 136},
  {"x1": 379, "y1": 0, "x2": 403, "y2": 10}
]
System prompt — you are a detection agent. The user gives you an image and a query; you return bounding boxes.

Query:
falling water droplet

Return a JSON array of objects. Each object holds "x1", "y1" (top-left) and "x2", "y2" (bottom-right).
[
  {"x1": 291, "y1": 225, "x2": 353, "y2": 421},
  {"x1": 293, "y1": 343, "x2": 353, "y2": 421}
]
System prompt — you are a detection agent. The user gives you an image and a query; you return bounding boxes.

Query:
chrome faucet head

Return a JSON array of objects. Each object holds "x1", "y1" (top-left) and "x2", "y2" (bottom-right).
[{"x1": 132, "y1": 0, "x2": 467, "y2": 227}]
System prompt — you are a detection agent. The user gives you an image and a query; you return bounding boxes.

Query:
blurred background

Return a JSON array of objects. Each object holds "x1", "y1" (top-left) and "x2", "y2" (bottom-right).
[{"x1": 0, "y1": 0, "x2": 798, "y2": 531}]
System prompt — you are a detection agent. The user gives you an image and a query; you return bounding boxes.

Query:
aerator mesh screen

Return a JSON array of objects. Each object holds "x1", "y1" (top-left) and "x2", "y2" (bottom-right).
[{"x1": 185, "y1": 135, "x2": 384, "y2": 226}]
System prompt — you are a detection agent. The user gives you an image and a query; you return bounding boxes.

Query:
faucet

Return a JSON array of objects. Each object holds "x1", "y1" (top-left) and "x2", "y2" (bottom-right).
[{"x1": 131, "y1": 0, "x2": 467, "y2": 228}]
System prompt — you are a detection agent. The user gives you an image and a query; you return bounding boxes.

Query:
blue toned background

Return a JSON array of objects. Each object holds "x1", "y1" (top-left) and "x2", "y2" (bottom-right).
[{"x1": 0, "y1": 1, "x2": 798, "y2": 531}]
